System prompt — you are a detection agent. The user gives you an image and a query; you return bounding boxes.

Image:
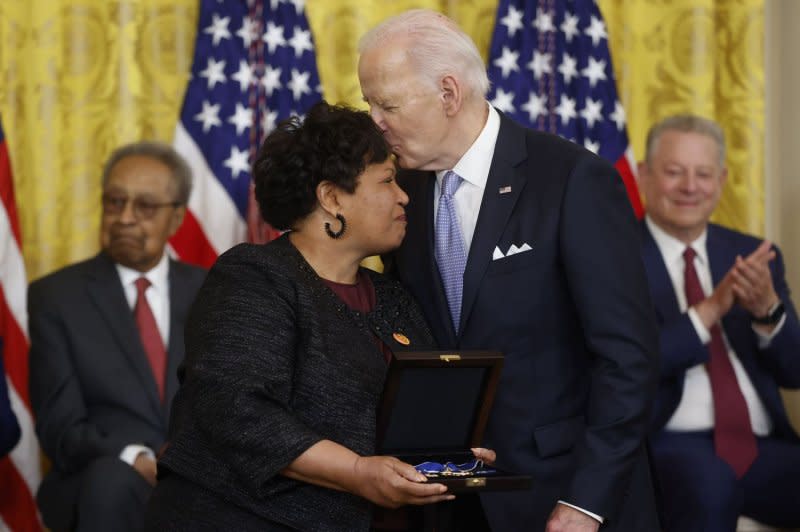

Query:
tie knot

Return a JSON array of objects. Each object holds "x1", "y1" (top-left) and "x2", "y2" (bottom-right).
[
  {"x1": 683, "y1": 246, "x2": 697, "y2": 264},
  {"x1": 441, "y1": 171, "x2": 463, "y2": 198},
  {"x1": 135, "y1": 277, "x2": 151, "y2": 295}
]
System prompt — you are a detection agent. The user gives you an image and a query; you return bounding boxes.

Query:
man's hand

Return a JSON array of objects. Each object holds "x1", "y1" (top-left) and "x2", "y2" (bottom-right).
[
  {"x1": 545, "y1": 504, "x2": 600, "y2": 532},
  {"x1": 693, "y1": 269, "x2": 737, "y2": 330},
  {"x1": 132, "y1": 453, "x2": 157, "y2": 486},
  {"x1": 730, "y1": 240, "x2": 778, "y2": 320},
  {"x1": 471, "y1": 447, "x2": 496, "y2": 466},
  {"x1": 693, "y1": 240, "x2": 778, "y2": 332}
]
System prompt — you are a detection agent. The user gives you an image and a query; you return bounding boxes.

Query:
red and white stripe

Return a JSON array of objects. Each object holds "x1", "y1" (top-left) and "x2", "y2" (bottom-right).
[
  {"x1": 615, "y1": 146, "x2": 644, "y2": 220},
  {"x1": 170, "y1": 123, "x2": 248, "y2": 267},
  {"x1": 0, "y1": 133, "x2": 42, "y2": 532}
]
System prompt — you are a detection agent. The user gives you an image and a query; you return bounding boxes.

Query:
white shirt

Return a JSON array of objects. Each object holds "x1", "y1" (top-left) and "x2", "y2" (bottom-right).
[
  {"x1": 114, "y1": 252, "x2": 171, "y2": 465},
  {"x1": 646, "y1": 216, "x2": 780, "y2": 435},
  {"x1": 433, "y1": 104, "x2": 500, "y2": 253}
]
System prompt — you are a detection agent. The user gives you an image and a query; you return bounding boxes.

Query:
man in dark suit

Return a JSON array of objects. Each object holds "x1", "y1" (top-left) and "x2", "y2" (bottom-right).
[
  {"x1": 358, "y1": 9, "x2": 660, "y2": 532},
  {"x1": 638, "y1": 114, "x2": 800, "y2": 531},
  {"x1": 28, "y1": 141, "x2": 206, "y2": 532}
]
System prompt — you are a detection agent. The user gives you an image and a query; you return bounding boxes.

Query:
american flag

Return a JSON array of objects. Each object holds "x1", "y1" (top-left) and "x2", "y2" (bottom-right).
[
  {"x1": 487, "y1": 0, "x2": 643, "y2": 218},
  {"x1": 171, "y1": 0, "x2": 322, "y2": 266},
  {"x1": 0, "y1": 118, "x2": 43, "y2": 531}
]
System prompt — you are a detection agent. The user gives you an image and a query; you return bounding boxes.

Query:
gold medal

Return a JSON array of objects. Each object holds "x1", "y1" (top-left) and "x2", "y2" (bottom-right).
[{"x1": 392, "y1": 332, "x2": 410, "y2": 345}]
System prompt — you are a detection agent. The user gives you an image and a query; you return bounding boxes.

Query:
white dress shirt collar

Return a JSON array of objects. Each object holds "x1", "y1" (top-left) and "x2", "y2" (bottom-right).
[
  {"x1": 435, "y1": 104, "x2": 500, "y2": 191},
  {"x1": 115, "y1": 252, "x2": 170, "y2": 297},
  {"x1": 645, "y1": 216, "x2": 708, "y2": 273}
]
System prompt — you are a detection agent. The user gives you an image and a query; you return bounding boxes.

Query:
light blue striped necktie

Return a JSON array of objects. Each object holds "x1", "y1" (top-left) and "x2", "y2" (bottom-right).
[{"x1": 435, "y1": 170, "x2": 467, "y2": 333}]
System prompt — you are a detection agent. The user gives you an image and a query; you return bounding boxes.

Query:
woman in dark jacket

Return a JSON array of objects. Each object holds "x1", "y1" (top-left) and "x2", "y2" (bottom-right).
[{"x1": 145, "y1": 102, "x2": 462, "y2": 531}]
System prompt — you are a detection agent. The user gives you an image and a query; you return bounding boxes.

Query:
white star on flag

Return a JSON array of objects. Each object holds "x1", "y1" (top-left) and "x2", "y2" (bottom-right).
[
  {"x1": 228, "y1": 103, "x2": 254, "y2": 135},
  {"x1": 224, "y1": 146, "x2": 250, "y2": 178},
  {"x1": 580, "y1": 97, "x2": 603, "y2": 128},
  {"x1": 288, "y1": 27, "x2": 313, "y2": 57},
  {"x1": 533, "y1": 8, "x2": 555, "y2": 33},
  {"x1": 581, "y1": 56, "x2": 607, "y2": 87},
  {"x1": 194, "y1": 100, "x2": 222, "y2": 132},
  {"x1": 287, "y1": 68, "x2": 311, "y2": 100},
  {"x1": 262, "y1": 21, "x2": 287, "y2": 53},
  {"x1": 501, "y1": 5, "x2": 525, "y2": 37},
  {"x1": 521, "y1": 92, "x2": 547, "y2": 122},
  {"x1": 199, "y1": 57, "x2": 227, "y2": 89},
  {"x1": 261, "y1": 65, "x2": 283, "y2": 96},
  {"x1": 491, "y1": 88, "x2": 516, "y2": 113},
  {"x1": 231, "y1": 60, "x2": 256, "y2": 91},
  {"x1": 584, "y1": 15, "x2": 608, "y2": 46},
  {"x1": 494, "y1": 47, "x2": 520, "y2": 78},
  {"x1": 558, "y1": 53, "x2": 578, "y2": 84},
  {"x1": 204, "y1": 13, "x2": 232, "y2": 46},
  {"x1": 554, "y1": 94, "x2": 576, "y2": 125},
  {"x1": 610, "y1": 100, "x2": 626, "y2": 131},
  {"x1": 527, "y1": 50, "x2": 552, "y2": 80},
  {"x1": 237, "y1": 16, "x2": 259, "y2": 47},
  {"x1": 560, "y1": 13, "x2": 580, "y2": 43}
]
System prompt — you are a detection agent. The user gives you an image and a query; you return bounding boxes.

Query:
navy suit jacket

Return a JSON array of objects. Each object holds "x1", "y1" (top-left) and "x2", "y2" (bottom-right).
[
  {"x1": 642, "y1": 222, "x2": 800, "y2": 440},
  {"x1": 393, "y1": 112, "x2": 661, "y2": 530},
  {"x1": 28, "y1": 252, "x2": 205, "y2": 515}
]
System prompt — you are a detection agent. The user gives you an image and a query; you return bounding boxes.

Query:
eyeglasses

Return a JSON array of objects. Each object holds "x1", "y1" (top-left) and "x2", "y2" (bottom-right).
[{"x1": 102, "y1": 194, "x2": 181, "y2": 220}]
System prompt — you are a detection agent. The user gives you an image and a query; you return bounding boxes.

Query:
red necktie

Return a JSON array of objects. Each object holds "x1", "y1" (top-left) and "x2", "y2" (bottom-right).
[
  {"x1": 134, "y1": 277, "x2": 166, "y2": 402},
  {"x1": 683, "y1": 247, "x2": 757, "y2": 477}
]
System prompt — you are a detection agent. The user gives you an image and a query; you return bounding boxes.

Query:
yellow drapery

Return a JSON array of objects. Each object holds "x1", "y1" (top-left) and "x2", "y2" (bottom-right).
[{"x1": 0, "y1": 0, "x2": 764, "y2": 281}]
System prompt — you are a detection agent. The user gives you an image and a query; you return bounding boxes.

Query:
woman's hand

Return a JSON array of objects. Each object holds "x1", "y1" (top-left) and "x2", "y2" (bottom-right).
[
  {"x1": 471, "y1": 447, "x2": 496, "y2": 466},
  {"x1": 351, "y1": 456, "x2": 454, "y2": 508}
]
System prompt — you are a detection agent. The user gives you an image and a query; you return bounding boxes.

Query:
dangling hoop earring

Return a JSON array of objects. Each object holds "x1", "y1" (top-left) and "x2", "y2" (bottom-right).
[{"x1": 324, "y1": 214, "x2": 346, "y2": 239}]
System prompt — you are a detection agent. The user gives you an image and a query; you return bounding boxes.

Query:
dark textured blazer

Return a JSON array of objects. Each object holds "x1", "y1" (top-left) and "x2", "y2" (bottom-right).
[
  {"x1": 27, "y1": 252, "x2": 206, "y2": 507},
  {"x1": 159, "y1": 235, "x2": 435, "y2": 532},
  {"x1": 642, "y1": 222, "x2": 800, "y2": 439},
  {"x1": 393, "y1": 112, "x2": 661, "y2": 531}
]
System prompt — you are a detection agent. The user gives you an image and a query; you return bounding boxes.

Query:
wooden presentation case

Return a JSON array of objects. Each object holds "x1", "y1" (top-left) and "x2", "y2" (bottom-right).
[{"x1": 377, "y1": 350, "x2": 531, "y2": 493}]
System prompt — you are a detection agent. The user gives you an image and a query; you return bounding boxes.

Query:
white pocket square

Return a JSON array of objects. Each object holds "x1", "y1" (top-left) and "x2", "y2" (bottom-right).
[{"x1": 492, "y1": 242, "x2": 532, "y2": 260}]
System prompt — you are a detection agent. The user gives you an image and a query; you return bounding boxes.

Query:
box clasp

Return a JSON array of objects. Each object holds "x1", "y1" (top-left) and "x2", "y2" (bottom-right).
[
  {"x1": 439, "y1": 354, "x2": 461, "y2": 362},
  {"x1": 466, "y1": 477, "x2": 486, "y2": 487}
]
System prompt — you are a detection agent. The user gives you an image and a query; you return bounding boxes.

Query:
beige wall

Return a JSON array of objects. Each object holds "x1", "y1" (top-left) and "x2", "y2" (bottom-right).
[{"x1": 765, "y1": 0, "x2": 800, "y2": 428}]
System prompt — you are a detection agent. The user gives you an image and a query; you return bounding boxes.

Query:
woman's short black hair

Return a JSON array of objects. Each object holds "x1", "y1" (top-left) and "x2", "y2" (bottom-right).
[{"x1": 252, "y1": 101, "x2": 391, "y2": 230}]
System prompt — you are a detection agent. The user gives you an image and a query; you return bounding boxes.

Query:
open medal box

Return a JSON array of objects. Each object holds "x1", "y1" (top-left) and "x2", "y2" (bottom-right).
[{"x1": 377, "y1": 350, "x2": 531, "y2": 493}]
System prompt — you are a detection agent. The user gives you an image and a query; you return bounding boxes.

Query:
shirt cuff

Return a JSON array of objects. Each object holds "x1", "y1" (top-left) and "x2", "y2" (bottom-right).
[
  {"x1": 557, "y1": 500, "x2": 604, "y2": 523},
  {"x1": 119, "y1": 444, "x2": 155, "y2": 466},
  {"x1": 753, "y1": 313, "x2": 787, "y2": 348},
  {"x1": 688, "y1": 307, "x2": 711, "y2": 344}
]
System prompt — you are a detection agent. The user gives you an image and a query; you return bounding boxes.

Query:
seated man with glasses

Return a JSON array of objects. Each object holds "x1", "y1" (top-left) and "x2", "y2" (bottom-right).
[{"x1": 28, "y1": 141, "x2": 207, "y2": 532}]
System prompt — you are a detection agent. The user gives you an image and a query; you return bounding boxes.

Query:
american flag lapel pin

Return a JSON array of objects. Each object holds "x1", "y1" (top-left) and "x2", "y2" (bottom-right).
[{"x1": 499, "y1": 185, "x2": 512, "y2": 194}]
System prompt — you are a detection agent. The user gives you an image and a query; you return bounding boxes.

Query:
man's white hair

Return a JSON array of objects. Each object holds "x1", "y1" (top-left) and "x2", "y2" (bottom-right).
[{"x1": 359, "y1": 9, "x2": 490, "y2": 100}]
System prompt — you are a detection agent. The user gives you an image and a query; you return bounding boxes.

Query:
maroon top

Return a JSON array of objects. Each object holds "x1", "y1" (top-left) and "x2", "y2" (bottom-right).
[{"x1": 323, "y1": 270, "x2": 393, "y2": 364}]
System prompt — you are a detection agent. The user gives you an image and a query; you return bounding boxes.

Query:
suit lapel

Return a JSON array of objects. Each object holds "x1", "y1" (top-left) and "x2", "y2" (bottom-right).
[
  {"x1": 641, "y1": 223, "x2": 683, "y2": 320},
  {"x1": 165, "y1": 260, "x2": 191, "y2": 410},
  {"x1": 459, "y1": 115, "x2": 528, "y2": 334},
  {"x1": 86, "y1": 253, "x2": 164, "y2": 420},
  {"x1": 706, "y1": 225, "x2": 732, "y2": 288}
]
